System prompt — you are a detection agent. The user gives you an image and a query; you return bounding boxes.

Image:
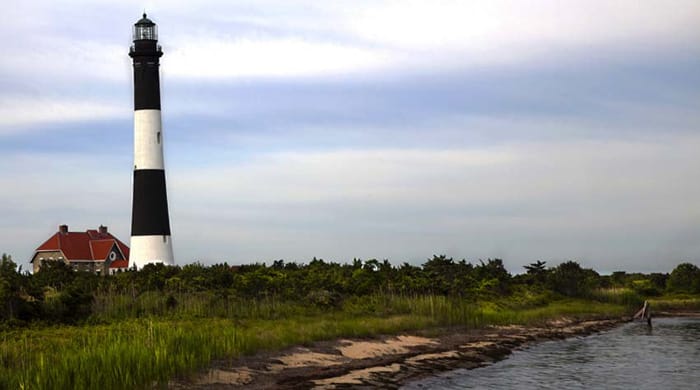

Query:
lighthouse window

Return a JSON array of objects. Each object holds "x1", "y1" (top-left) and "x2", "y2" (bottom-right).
[
  {"x1": 157, "y1": 132, "x2": 161, "y2": 144},
  {"x1": 134, "y1": 25, "x2": 157, "y2": 41}
]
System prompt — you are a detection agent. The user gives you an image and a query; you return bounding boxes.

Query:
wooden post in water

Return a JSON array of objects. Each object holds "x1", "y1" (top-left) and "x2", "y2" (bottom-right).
[{"x1": 633, "y1": 300, "x2": 652, "y2": 328}]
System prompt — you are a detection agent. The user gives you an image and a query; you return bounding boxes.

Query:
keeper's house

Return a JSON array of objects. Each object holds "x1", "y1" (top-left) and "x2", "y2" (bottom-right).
[{"x1": 31, "y1": 225, "x2": 130, "y2": 275}]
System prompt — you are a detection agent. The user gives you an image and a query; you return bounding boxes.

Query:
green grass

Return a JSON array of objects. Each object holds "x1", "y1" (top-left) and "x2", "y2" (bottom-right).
[
  {"x1": 0, "y1": 295, "x2": 632, "y2": 389},
  {"x1": 90, "y1": 291, "x2": 325, "y2": 322},
  {"x1": 589, "y1": 287, "x2": 644, "y2": 307},
  {"x1": 648, "y1": 296, "x2": 700, "y2": 312},
  {"x1": 1, "y1": 319, "x2": 241, "y2": 389}
]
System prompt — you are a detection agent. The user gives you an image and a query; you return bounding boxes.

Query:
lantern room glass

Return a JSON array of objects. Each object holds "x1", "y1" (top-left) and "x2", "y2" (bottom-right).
[{"x1": 133, "y1": 24, "x2": 157, "y2": 41}]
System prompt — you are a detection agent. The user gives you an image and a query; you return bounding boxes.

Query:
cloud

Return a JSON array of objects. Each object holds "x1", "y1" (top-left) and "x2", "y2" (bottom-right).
[
  {"x1": 157, "y1": 57, "x2": 700, "y2": 155},
  {"x1": 165, "y1": 37, "x2": 389, "y2": 79},
  {"x1": 160, "y1": 0, "x2": 700, "y2": 80},
  {"x1": 163, "y1": 134, "x2": 700, "y2": 271},
  {"x1": 0, "y1": 97, "x2": 127, "y2": 133},
  {"x1": 0, "y1": 151, "x2": 131, "y2": 263},
  {"x1": 7, "y1": 0, "x2": 696, "y2": 87},
  {"x1": 0, "y1": 39, "x2": 129, "y2": 85},
  {"x1": 346, "y1": 0, "x2": 700, "y2": 55},
  {"x1": 3, "y1": 121, "x2": 699, "y2": 273}
]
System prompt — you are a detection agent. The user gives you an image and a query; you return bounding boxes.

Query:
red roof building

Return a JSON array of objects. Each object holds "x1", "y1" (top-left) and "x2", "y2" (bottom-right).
[{"x1": 31, "y1": 225, "x2": 130, "y2": 275}]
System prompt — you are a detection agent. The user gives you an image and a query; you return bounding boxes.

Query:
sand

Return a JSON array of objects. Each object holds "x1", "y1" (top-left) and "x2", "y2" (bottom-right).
[
  {"x1": 337, "y1": 335, "x2": 438, "y2": 360},
  {"x1": 193, "y1": 368, "x2": 253, "y2": 386},
  {"x1": 172, "y1": 316, "x2": 627, "y2": 389}
]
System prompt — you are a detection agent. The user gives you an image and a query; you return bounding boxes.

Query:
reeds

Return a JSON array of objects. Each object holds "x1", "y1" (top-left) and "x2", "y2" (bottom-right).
[
  {"x1": 1, "y1": 319, "x2": 242, "y2": 389},
  {"x1": 648, "y1": 296, "x2": 700, "y2": 312},
  {"x1": 589, "y1": 287, "x2": 643, "y2": 307},
  {"x1": 0, "y1": 294, "x2": 629, "y2": 389}
]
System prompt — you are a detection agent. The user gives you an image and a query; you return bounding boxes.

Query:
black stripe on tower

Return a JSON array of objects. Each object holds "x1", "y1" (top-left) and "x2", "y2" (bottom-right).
[
  {"x1": 130, "y1": 40, "x2": 162, "y2": 110},
  {"x1": 131, "y1": 169, "x2": 172, "y2": 236}
]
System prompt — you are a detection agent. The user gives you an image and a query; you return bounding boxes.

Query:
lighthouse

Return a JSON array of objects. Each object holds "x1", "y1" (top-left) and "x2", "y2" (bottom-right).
[{"x1": 129, "y1": 13, "x2": 174, "y2": 268}]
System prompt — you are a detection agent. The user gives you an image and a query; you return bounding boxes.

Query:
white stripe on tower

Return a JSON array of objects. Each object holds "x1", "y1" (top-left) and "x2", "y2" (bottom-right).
[
  {"x1": 134, "y1": 110, "x2": 164, "y2": 170},
  {"x1": 129, "y1": 13, "x2": 174, "y2": 269},
  {"x1": 130, "y1": 236, "x2": 173, "y2": 267}
]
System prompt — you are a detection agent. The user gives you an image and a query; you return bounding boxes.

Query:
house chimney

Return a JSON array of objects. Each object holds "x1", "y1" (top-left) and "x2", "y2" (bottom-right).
[
  {"x1": 59, "y1": 224, "x2": 68, "y2": 234},
  {"x1": 99, "y1": 225, "x2": 108, "y2": 234}
]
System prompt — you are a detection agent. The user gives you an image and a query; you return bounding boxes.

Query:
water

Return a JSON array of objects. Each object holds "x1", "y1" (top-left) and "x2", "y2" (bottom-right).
[{"x1": 404, "y1": 317, "x2": 700, "y2": 389}]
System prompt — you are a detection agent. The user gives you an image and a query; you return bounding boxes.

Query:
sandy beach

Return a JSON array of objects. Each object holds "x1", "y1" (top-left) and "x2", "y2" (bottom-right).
[{"x1": 171, "y1": 316, "x2": 627, "y2": 389}]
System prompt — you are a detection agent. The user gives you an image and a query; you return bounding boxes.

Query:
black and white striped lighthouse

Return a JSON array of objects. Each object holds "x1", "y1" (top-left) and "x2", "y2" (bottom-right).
[{"x1": 129, "y1": 13, "x2": 174, "y2": 268}]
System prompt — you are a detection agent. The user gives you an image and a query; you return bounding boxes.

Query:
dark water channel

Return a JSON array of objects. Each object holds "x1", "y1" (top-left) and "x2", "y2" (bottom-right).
[{"x1": 404, "y1": 317, "x2": 700, "y2": 389}]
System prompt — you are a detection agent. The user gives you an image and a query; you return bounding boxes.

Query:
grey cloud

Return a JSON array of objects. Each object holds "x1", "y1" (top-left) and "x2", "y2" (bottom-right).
[{"x1": 163, "y1": 135, "x2": 700, "y2": 271}]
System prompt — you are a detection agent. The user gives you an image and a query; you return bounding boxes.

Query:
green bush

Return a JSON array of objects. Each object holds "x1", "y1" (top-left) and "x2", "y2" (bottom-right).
[
  {"x1": 629, "y1": 279, "x2": 662, "y2": 296},
  {"x1": 667, "y1": 263, "x2": 700, "y2": 293},
  {"x1": 547, "y1": 261, "x2": 599, "y2": 298}
]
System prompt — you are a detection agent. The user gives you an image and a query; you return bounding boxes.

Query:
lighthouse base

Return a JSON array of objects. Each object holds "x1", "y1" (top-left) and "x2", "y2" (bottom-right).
[{"x1": 130, "y1": 235, "x2": 174, "y2": 269}]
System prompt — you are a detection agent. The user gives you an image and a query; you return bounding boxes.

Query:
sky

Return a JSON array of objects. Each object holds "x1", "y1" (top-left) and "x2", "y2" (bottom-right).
[{"x1": 1, "y1": 0, "x2": 699, "y2": 273}]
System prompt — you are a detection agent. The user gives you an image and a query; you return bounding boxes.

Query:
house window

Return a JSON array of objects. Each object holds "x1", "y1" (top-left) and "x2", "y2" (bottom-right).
[{"x1": 157, "y1": 132, "x2": 161, "y2": 144}]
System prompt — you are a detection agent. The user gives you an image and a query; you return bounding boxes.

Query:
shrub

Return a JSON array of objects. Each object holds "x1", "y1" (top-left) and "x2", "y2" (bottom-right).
[
  {"x1": 548, "y1": 261, "x2": 599, "y2": 298},
  {"x1": 667, "y1": 263, "x2": 700, "y2": 293}
]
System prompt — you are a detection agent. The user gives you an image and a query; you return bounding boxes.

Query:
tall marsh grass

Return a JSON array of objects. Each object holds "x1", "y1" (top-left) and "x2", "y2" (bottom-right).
[
  {"x1": 90, "y1": 291, "x2": 321, "y2": 322},
  {"x1": 649, "y1": 296, "x2": 700, "y2": 312},
  {"x1": 589, "y1": 288, "x2": 643, "y2": 307},
  {"x1": 1, "y1": 319, "x2": 241, "y2": 389},
  {"x1": 1, "y1": 294, "x2": 630, "y2": 389}
]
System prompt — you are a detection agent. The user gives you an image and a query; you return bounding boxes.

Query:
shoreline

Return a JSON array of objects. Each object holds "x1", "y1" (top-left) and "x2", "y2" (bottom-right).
[{"x1": 171, "y1": 316, "x2": 629, "y2": 389}]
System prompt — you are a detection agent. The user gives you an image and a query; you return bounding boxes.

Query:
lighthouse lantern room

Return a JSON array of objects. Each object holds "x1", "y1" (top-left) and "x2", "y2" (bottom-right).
[{"x1": 133, "y1": 14, "x2": 157, "y2": 40}]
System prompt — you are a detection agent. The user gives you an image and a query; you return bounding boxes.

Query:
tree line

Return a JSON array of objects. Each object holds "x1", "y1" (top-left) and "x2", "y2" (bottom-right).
[{"x1": 0, "y1": 253, "x2": 698, "y2": 325}]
